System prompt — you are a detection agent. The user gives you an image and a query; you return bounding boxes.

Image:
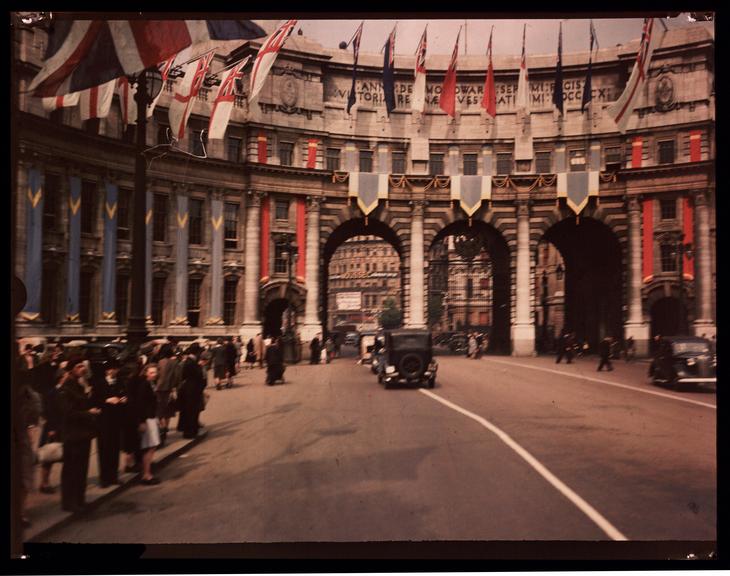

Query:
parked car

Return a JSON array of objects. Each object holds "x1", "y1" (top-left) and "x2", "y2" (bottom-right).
[
  {"x1": 650, "y1": 336, "x2": 716, "y2": 389},
  {"x1": 359, "y1": 331, "x2": 378, "y2": 364},
  {"x1": 377, "y1": 329, "x2": 438, "y2": 389},
  {"x1": 344, "y1": 331, "x2": 359, "y2": 347},
  {"x1": 370, "y1": 333, "x2": 386, "y2": 374},
  {"x1": 448, "y1": 333, "x2": 468, "y2": 354},
  {"x1": 81, "y1": 341, "x2": 127, "y2": 379}
]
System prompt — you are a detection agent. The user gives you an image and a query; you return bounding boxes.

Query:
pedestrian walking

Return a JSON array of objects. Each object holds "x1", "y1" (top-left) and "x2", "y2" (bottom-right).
[
  {"x1": 58, "y1": 356, "x2": 100, "y2": 512},
  {"x1": 91, "y1": 358, "x2": 127, "y2": 487},
  {"x1": 245, "y1": 338, "x2": 257, "y2": 369},
  {"x1": 33, "y1": 345, "x2": 65, "y2": 494},
  {"x1": 325, "y1": 337, "x2": 335, "y2": 363},
  {"x1": 234, "y1": 336, "x2": 243, "y2": 370},
  {"x1": 310, "y1": 336, "x2": 321, "y2": 365},
  {"x1": 120, "y1": 359, "x2": 143, "y2": 474},
  {"x1": 224, "y1": 337, "x2": 237, "y2": 388},
  {"x1": 136, "y1": 364, "x2": 162, "y2": 485},
  {"x1": 597, "y1": 337, "x2": 614, "y2": 371},
  {"x1": 555, "y1": 330, "x2": 574, "y2": 364},
  {"x1": 178, "y1": 343, "x2": 206, "y2": 439},
  {"x1": 254, "y1": 333, "x2": 264, "y2": 369},
  {"x1": 625, "y1": 336, "x2": 636, "y2": 362},
  {"x1": 212, "y1": 338, "x2": 227, "y2": 391},
  {"x1": 266, "y1": 337, "x2": 285, "y2": 385},
  {"x1": 17, "y1": 352, "x2": 42, "y2": 526},
  {"x1": 154, "y1": 345, "x2": 179, "y2": 446},
  {"x1": 468, "y1": 333, "x2": 477, "y2": 359},
  {"x1": 475, "y1": 333, "x2": 484, "y2": 359}
]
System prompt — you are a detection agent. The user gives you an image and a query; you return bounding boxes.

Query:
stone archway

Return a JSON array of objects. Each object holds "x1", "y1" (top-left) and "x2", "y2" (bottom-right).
[
  {"x1": 428, "y1": 220, "x2": 511, "y2": 354},
  {"x1": 261, "y1": 280, "x2": 306, "y2": 338},
  {"x1": 541, "y1": 217, "x2": 623, "y2": 351}
]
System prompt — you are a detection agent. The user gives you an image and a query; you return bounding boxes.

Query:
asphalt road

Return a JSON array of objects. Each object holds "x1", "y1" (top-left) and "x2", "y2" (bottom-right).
[{"x1": 42, "y1": 352, "x2": 716, "y2": 544}]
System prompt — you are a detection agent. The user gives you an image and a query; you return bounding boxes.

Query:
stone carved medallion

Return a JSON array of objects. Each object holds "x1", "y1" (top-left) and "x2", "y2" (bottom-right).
[{"x1": 655, "y1": 74, "x2": 675, "y2": 111}]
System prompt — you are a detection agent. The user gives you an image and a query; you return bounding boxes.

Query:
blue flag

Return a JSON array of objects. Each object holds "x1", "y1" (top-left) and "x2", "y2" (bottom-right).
[
  {"x1": 582, "y1": 21, "x2": 597, "y2": 113},
  {"x1": 383, "y1": 26, "x2": 397, "y2": 115},
  {"x1": 553, "y1": 23, "x2": 563, "y2": 115},
  {"x1": 346, "y1": 22, "x2": 363, "y2": 115}
]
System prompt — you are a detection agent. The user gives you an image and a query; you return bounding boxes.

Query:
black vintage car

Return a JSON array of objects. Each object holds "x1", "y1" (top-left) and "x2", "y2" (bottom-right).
[
  {"x1": 376, "y1": 329, "x2": 438, "y2": 389},
  {"x1": 650, "y1": 336, "x2": 716, "y2": 389}
]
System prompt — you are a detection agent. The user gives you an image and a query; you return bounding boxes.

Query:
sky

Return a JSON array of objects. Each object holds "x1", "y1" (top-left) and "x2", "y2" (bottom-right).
[{"x1": 279, "y1": 15, "x2": 713, "y2": 57}]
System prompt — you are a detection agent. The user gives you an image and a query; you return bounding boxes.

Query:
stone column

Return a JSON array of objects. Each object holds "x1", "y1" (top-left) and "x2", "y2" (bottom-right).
[
  {"x1": 624, "y1": 195, "x2": 650, "y2": 356},
  {"x1": 692, "y1": 191, "x2": 716, "y2": 338},
  {"x1": 300, "y1": 196, "x2": 322, "y2": 342},
  {"x1": 408, "y1": 200, "x2": 426, "y2": 328},
  {"x1": 511, "y1": 200, "x2": 535, "y2": 355},
  {"x1": 169, "y1": 190, "x2": 189, "y2": 331},
  {"x1": 240, "y1": 191, "x2": 262, "y2": 341}
]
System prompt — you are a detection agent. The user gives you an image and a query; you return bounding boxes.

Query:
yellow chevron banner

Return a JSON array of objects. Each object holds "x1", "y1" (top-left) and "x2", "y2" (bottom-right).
[
  {"x1": 177, "y1": 212, "x2": 188, "y2": 228},
  {"x1": 19, "y1": 311, "x2": 41, "y2": 321},
  {"x1": 105, "y1": 202, "x2": 117, "y2": 220},
  {"x1": 146, "y1": 209, "x2": 153, "y2": 225},
  {"x1": 27, "y1": 186, "x2": 43, "y2": 208},
  {"x1": 69, "y1": 196, "x2": 81, "y2": 215},
  {"x1": 211, "y1": 215, "x2": 223, "y2": 230}
]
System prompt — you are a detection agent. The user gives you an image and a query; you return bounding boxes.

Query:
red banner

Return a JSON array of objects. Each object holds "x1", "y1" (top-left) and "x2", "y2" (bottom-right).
[
  {"x1": 632, "y1": 137, "x2": 643, "y2": 168},
  {"x1": 683, "y1": 197, "x2": 694, "y2": 279},
  {"x1": 260, "y1": 196, "x2": 270, "y2": 282},
  {"x1": 257, "y1": 132, "x2": 267, "y2": 164},
  {"x1": 307, "y1": 140, "x2": 318, "y2": 169},
  {"x1": 296, "y1": 198, "x2": 306, "y2": 281},
  {"x1": 642, "y1": 198, "x2": 653, "y2": 282},
  {"x1": 690, "y1": 130, "x2": 702, "y2": 162}
]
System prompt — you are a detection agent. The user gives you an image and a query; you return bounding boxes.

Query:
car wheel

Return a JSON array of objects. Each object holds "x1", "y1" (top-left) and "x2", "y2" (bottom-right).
[{"x1": 399, "y1": 353, "x2": 424, "y2": 380}]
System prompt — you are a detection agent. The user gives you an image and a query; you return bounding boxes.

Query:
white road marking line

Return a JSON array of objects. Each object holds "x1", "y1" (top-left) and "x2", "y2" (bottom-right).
[
  {"x1": 419, "y1": 388, "x2": 628, "y2": 541},
  {"x1": 483, "y1": 358, "x2": 716, "y2": 410}
]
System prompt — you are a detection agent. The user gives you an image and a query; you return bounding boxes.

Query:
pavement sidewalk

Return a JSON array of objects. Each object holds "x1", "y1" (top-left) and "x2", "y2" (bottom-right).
[{"x1": 23, "y1": 368, "x2": 240, "y2": 543}]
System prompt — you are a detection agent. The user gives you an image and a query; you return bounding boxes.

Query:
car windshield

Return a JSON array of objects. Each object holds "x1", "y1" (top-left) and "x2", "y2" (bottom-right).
[
  {"x1": 391, "y1": 335, "x2": 430, "y2": 350},
  {"x1": 672, "y1": 342, "x2": 709, "y2": 355}
]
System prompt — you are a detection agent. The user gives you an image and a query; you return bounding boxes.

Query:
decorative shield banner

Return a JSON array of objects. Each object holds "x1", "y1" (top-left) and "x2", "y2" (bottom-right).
[
  {"x1": 451, "y1": 175, "x2": 492, "y2": 217},
  {"x1": 557, "y1": 171, "x2": 599, "y2": 215},
  {"x1": 348, "y1": 172, "x2": 389, "y2": 215}
]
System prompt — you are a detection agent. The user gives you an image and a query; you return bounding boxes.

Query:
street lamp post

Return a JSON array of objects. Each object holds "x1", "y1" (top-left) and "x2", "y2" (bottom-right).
[
  {"x1": 126, "y1": 67, "x2": 163, "y2": 350},
  {"x1": 668, "y1": 231, "x2": 693, "y2": 334},
  {"x1": 541, "y1": 271, "x2": 549, "y2": 352}
]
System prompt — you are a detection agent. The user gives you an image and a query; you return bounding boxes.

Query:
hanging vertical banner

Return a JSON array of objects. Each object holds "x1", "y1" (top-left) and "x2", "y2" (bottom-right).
[
  {"x1": 260, "y1": 196, "x2": 270, "y2": 283},
  {"x1": 581, "y1": 20, "x2": 598, "y2": 113},
  {"x1": 632, "y1": 137, "x2": 643, "y2": 168},
  {"x1": 149, "y1": 55, "x2": 176, "y2": 118},
  {"x1": 439, "y1": 29, "x2": 460, "y2": 117},
  {"x1": 42, "y1": 91, "x2": 80, "y2": 112},
  {"x1": 168, "y1": 51, "x2": 215, "y2": 141},
  {"x1": 296, "y1": 198, "x2": 306, "y2": 282},
  {"x1": 346, "y1": 22, "x2": 364, "y2": 115},
  {"x1": 642, "y1": 198, "x2": 654, "y2": 282},
  {"x1": 145, "y1": 189, "x2": 153, "y2": 322},
  {"x1": 173, "y1": 194, "x2": 189, "y2": 324},
  {"x1": 683, "y1": 197, "x2": 694, "y2": 279},
  {"x1": 450, "y1": 175, "x2": 492, "y2": 217},
  {"x1": 306, "y1": 140, "x2": 318, "y2": 169},
  {"x1": 66, "y1": 176, "x2": 82, "y2": 321},
  {"x1": 79, "y1": 78, "x2": 116, "y2": 121},
  {"x1": 515, "y1": 24, "x2": 530, "y2": 117},
  {"x1": 257, "y1": 132, "x2": 268, "y2": 163},
  {"x1": 208, "y1": 55, "x2": 250, "y2": 140},
  {"x1": 481, "y1": 27, "x2": 496, "y2": 118},
  {"x1": 557, "y1": 171, "x2": 600, "y2": 216},
  {"x1": 101, "y1": 182, "x2": 118, "y2": 320},
  {"x1": 117, "y1": 76, "x2": 137, "y2": 126},
  {"x1": 21, "y1": 167, "x2": 44, "y2": 321},
  {"x1": 412, "y1": 26, "x2": 427, "y2": 113},
  {"x1": 382, "y1": 25, "x2": 397, "y2": 116},
  {"x1": 249, "y1": 19, "x2": 297, "y2": 103},
  {"x1": 348, "y1": 172, "x2": 389, "y2": 215},
  {"x1": 689, "y1": 130, "x2": 702, "y2": 162},
  {"x1": 208, "y1": 197, "x2": 224, "y2": 323}
]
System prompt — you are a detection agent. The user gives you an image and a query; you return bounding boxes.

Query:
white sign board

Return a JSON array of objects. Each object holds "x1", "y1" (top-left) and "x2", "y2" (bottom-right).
[{"x1": 337, "y1": 291, "x2": 362, "y2": 311}]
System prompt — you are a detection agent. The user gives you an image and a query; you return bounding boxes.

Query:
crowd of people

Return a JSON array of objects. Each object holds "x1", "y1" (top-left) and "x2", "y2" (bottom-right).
[{"x1": 554, "y1": 330, "x2": 638, "y2": 370}]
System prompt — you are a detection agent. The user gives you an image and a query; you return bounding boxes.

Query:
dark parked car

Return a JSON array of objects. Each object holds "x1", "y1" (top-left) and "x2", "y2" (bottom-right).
[
  {"x1": 81, "y1": 341, "x2": 127, "y2": 379},
  {"x1": 377, "y1": 329, "x2": 438, "y2": 389},
  {"x1": 650, "y1": 336, "x2": 716, "y2": 389}
]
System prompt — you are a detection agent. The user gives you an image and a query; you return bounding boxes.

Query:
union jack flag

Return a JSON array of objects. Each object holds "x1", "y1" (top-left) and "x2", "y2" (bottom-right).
[
  {"x1": 249, "y1": 19, "x2": 297, "y2": 103},
  {"x1": 412, "y1": 26, "x2": 427, "y2": 113},
  {"x1": 415, "y1": 27, "x2": 427, "y2": 76},
  {"x1": 208, "y1": 56, "x2": 251, "y2": 140},
  {"x1": 148, "y1": 55, "x2": 177, "y2": 118},
  {"x1": 346, "y1": 22, "x2": 364, "y2": 115},
  {"x1": 636, "y1": 18, "x2": 654, "y2": 81},
  {"x1": 168, "y1": 52, "x2": 214, "y2": 140}
]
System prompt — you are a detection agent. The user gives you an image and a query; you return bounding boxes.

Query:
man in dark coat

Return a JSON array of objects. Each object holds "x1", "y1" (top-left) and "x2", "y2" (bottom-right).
[
  {"x1": 34, "y1": 346, "x2": 65, "y2": 494},
  {"x1": 224, "y1": 337, "x2": 237, "y2": 388},
  {"x1": 178, "y1": 343, "x2": 206, "y2": 439},
  {"x1": 58, "y1": 356, "x2": 101, "y2": 512},
  {"x1": 555, "y1": 330, "x2": 574, "y2": 364},
  {"x1": 309, "y1": 336, "x2": 321, "y2": 365},
  {"x1": 597, "y1": 336, "x2": 614, "y2": 371},
  {"x1": 266, "y1": 337, "x2": 285, "y2": 385},
  {"x1": 91, "y1": 358, "x2": 127, "y2": 487}
]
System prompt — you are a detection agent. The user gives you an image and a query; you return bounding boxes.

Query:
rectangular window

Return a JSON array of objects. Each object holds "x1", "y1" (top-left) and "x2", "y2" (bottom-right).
[
  {"x1": 660, "y1": 244, "x2": 677, "y2": 272},
  {"x1": 187, "y1": 278, "x2": 202, "y2": 327},
  {"x1": 189, "y1": 198, "x2": 203, "y2": 245},
  {"x1": 151, "y1": 276, "x2": 165, "y2": 325},
  {"x1": 605, "y1": 146, "x2": 623, "y2": 169},
  {"x1": 79, "y1": 269, "x2": 94, "y2": 326},
  {"x1": 191, "y1": 130, "x2": 207, "y2": 156},
  {"x1": 496, "y1": 153, "x2": 512, "y2": 175},
  {"x1": 392, "y1": 151, "x2": 406, "y2": 174},
  {"x1": 660, "y1": 198, "x2": 677, "y2": 220},
  {"x1": 115, "y1": 274, "x2": 129, "y2": 325},
  {"x1": 275, "y1": 199, "x2": 289, "y2": 221},
  {"x1": 157, "y1": 123, "x2": 170, "y2": 145},
  {"x1": 224, "y1": 203, "x2": 239, "y2": 249},
  {"x1": 117, "y1": 188, "x2": 131, "y2": 240},
  {"x1": 279, "y1": 142, "x2": 294, "y2": 166},
  {"x1": 569, "y1": 149, "x2": 586, "y2": 172},
  {"x1": 429, "y1": 153, "x2": 444, "y2": 175},
  {"x1": 153, "y1": 194, "x2": 167, "y2": 242},
  {"x1": 223, "y1": 277, "x2": 238, "y2": 325},
  {"x1": 359, "y1": 149, "x2": 373, "y2": 172},
  {"x1": 274, "y1": 242, "x2": 288, "y2": 274},
  {"x1": 535, "y1": 151, "x2": 552, "y2": 174},
  {"x1": 658, "y1": 140, "x2": 675, "y2": 164},
  {"x1": 326, "y1": 147, "x2": 341, "y2": 171},
  {"x1": 227, "y1": 137, "x2": 242, "y2": 162},
  {"x1": 463, "y1": 153, "x2": 478, "y2": 175},
  {"x1": 80, "y1": 180, "x2": 96, "y2": 234},
  {"x1": 43, "y1": 173, "x2": 60, "y2": 231}
]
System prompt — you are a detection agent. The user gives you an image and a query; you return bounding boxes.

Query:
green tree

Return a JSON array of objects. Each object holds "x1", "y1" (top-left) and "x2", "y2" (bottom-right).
[{"x1": 379, "y1": 298, "x2": 402, "y2": 329}]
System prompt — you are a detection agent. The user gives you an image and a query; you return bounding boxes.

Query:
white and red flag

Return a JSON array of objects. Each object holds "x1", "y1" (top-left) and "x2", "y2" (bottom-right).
[
  {"x1": 607, "y1": 18, "x2": 660, "y2": 133},
  {"x1": 515, "y1": 24, "x2": 530, "y2": 115},
  {"x1": 42, "y1": 91, "x2": 80, "y2": 111},
  {"x1": 79, "y1": 78, "x2": 116, "y2": 121},
  {"x1": 412, "y1": 26, "x2": 427, "y2": 113},
  {"x1": 168, "y1": 52, "x2": 214, "y2": 141},
  {"x1": 249, "y1": 19, "x2": 297, "y2": 103},
  {"x1": 481, "y1": 27, "x2": 496, "y2": 117},
  {"x1": 148, "y1": 55, "x2": 177, "y2": 118},
  {"x1": 208, "y1": 56, "x2": 250, "y2": 140},
  {"x1": 116, "y1": 76, "x2": 137, "y2": 125},
  {"x1": 439, "y1": 28, "x2": 460, "y2": 117}
]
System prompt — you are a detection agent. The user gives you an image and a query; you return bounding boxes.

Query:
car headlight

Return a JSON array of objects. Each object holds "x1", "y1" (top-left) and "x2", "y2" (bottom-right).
[
  {"x1": 385, "y1": 365, "x2": 396, "y2": 374},
  {"x1": 686, "y1": 358, "x2": 697, "y2": 366}
]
